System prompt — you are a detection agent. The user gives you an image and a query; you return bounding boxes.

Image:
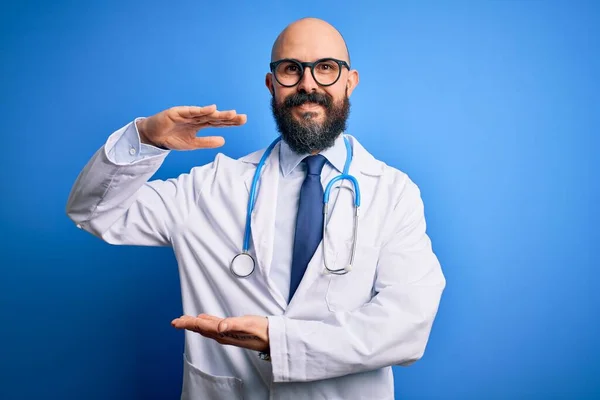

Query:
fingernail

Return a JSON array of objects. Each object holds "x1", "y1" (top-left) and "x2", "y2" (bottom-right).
[{"x1": 221, "y1": 323, "x2": 228, "y2": 331}]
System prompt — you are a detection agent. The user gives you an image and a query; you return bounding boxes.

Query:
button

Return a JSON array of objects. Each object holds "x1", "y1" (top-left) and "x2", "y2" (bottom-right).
[{"x1": 129, "y1": 147, "x2": 136, "y2": 156}]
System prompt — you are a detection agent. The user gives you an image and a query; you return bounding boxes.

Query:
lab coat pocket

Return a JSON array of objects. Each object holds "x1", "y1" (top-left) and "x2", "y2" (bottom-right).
[
  {"x1": 325, "y1": 241, "x2": 380, "y2": 312},
  {"x1": 181, "y1": 354, "x2": 244, "y2": 400}
]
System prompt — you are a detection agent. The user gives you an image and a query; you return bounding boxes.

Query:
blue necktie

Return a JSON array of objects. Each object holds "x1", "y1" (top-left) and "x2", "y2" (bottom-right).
[{"x1": 289, "y1": 155, "x2": 327, "y2": 301}]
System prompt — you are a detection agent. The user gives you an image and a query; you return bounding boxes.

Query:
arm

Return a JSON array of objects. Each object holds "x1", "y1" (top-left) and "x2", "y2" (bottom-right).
[
  {"x1": 267, "y1": 178, "x2": 446, "y2": 382},
  {"x1": 66, "y1": 120, "x2": 195, "y2": 246},
  {"x1": 66, "y1": 105, "x2": 247, "y2": 246}
]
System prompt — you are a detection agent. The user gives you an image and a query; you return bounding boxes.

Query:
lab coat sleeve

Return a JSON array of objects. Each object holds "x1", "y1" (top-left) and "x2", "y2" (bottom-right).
[
  {"x1": 267, "y1": 178, "x2": 446, "y2": 382},
  {"x1": 66, "y1": 119, "x2": 212, "y2": 246},
  {"x1": 107, "y1": 117, "x2": 169, "y2": 164}
]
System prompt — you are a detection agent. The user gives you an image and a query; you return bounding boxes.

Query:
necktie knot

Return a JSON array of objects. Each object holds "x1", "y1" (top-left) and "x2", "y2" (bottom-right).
[{"x1": 305, "y1": 155, "x2": 327, "y2": 176}]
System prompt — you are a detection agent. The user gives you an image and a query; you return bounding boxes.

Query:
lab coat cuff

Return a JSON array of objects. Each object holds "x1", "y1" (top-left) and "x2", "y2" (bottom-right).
[
  {"x1": 267, "y1": 315, "x2": 290, "y2": 382},
  {"x1": 105, "y1": 118, "x2": 169, "y2": 165}
]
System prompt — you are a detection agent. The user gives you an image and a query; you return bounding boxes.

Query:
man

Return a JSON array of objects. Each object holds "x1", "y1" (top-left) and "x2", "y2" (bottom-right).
[{"x1": 67, "y1": 17, "x2": 445, "y2": 400}]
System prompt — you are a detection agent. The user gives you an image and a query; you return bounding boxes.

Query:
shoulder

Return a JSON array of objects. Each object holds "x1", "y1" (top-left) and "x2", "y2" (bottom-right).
[
  {"x1": 350, "y1": 137, "x2": 430, "y2": 243},
  {"x1": 349, "y1": 135, "x2": 418, "y2": 198},
  {"x1": 185, "y1": 143, "x2": 269, "y2": 182}
]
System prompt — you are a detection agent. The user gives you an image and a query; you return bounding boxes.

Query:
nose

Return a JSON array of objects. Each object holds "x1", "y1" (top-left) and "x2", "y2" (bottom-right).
[{"x1": 296, "y1": 66, "x2": 318, "y2": 93}]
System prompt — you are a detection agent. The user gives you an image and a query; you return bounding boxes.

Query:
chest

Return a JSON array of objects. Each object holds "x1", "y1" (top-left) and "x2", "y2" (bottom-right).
[{"x1": 172, "y1": 163, "x2": 392, "y2": 316}]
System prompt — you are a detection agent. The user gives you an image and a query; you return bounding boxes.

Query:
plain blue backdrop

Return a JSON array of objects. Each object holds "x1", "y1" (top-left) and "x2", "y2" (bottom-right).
[{"x1": 1, "y1": 0, "x2": 598, "y2": 398}]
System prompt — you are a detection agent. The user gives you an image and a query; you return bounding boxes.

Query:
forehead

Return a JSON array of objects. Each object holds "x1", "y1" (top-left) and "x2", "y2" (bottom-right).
[{"x1": 273, "y1": 30, "x2": 348, "y2": 63}]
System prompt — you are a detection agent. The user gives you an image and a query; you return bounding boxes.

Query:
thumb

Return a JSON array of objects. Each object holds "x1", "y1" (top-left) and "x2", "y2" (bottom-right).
[
  {"x1": 190, "y1": 136, "x2": 225, "y2": 150},
  {"x1": 218, "y1": 317, "x2": 243, "y2": 333},
  {"x1": 218, "y1": 319, "x2": 230, "y2": 333}
]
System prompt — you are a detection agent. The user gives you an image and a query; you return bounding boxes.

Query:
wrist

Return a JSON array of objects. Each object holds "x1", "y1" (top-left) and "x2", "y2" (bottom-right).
[
  {"x1": 136, "y1": 118, "x2": 168, "y2": 150},
  {"x1": 135, "y1": 118, "x2": 152, "y2": 145}
]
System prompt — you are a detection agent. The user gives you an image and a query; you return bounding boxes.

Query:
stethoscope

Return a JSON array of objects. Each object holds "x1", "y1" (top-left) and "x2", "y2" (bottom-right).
[{"x1": 230, "y1": 135, "x2": 361, "y2": 278}]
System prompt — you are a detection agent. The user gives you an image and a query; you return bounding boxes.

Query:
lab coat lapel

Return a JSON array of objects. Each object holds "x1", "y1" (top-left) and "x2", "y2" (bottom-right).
[
  {"x1": 289, "y1": 135, "x2": 384, "y2": 306},
  {"x1": 324, "y1": 135, "x2": 384, "y2": 243},
  {"x1": 242, "y1": 143, "x2": 284, "y2": 305},
  {"x1": 322, "y1": 140, "x2": 363, "y2": 245},
  {"x1": 288, "y1": 136, "x2": 360, "y2": 306},
  {"x1": 286, "y1": 176, "x2": 351, "y2": 309}
]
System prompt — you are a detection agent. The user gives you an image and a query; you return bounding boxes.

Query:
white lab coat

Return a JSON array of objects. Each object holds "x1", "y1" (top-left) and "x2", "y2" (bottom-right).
[{"x1": 66, "y1": 123, "x2": 446, "y2": 400}]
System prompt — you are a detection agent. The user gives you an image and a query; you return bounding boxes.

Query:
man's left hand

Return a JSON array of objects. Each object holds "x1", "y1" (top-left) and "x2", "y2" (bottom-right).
[{"x1": 171, "y1": 314, "x2": 269, "y2": 353}]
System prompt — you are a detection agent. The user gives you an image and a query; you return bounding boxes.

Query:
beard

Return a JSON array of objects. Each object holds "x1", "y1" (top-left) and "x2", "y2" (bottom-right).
[{"x1": 270, "y1": 90, "x2": 350, "y2": 154}]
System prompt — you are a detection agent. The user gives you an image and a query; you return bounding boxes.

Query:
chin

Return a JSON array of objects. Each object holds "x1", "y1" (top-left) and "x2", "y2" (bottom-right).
[{"x1": 296, "y1": 111, "x2": 323, "y2": 122}]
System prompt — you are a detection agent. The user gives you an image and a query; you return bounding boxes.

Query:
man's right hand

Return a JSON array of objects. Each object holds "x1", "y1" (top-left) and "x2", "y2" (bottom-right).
[{"x1": 136, "y1": 105, "x2": 247, "y2": 150}]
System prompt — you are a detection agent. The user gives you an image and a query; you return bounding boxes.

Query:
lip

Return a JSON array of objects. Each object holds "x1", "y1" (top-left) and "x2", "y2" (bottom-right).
[{"x1": 295, "y1": 102, "x2": 322, "y2": 111}]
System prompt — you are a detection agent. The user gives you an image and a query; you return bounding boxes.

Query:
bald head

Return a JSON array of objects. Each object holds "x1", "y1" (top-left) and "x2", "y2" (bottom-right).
[{"x1": 271, "y1": 18, "x2": 350, "y2": 65}]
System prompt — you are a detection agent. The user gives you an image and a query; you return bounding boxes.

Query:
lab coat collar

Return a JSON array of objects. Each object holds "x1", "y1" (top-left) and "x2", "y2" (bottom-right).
[
  {"x1": 237, "y1": 134, "x2": 382, "y2": 309},
  {"x1": 239, "y1": 134, "x2": 383, "y2": 177}
]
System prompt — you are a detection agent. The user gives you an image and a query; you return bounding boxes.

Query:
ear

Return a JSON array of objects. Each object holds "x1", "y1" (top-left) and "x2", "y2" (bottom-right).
[
  {"x1": 265, "y1": 73, "x2": 275, "y2": 96},
  {"x1": 345, "y1": 69, "x2": 360, "y2": 97}
]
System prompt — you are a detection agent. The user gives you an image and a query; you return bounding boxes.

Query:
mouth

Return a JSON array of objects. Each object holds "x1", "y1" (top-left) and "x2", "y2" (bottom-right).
[{"x1": 295, "y1": 102, "x2": 323, "y2": 112}]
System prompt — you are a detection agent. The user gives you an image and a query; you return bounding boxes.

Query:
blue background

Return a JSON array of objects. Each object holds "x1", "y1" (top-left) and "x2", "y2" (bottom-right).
[{"x1": 1, "y1": 0, "x2": 598, "y2": 398}]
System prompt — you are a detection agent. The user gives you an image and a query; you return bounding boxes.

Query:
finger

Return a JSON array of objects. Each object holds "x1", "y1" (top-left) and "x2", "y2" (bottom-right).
[
  {"x1": 171, "y1": 315, "x2": 194, "y2": 328},
  {"x1": 171, "y1": 315, "x2": 199, "y2": 326},
  {"x1": 207, "y1": 119, "x2": 237, "y2": 125},
  {"x1": 218, "y1": 317, "x2": 246, "y2": 333},
  {"x1": 196, "y1": 109, "x2": 237, "y2": 120},
  {"x1": 193, "y1": 112, "x2": 247, "y2": 125},
  {"x1": 190, "y1": 136, "x2": 225, "y2": 149},
  {"x1": 193, "y1": 317, "x2": 220, "y2": 334},
  {"x1": 213, "y1": 113, "x2": 247, "y2": 125},
  {"x1": 189, "y1": 111, "x2": 234, "y2": 125},
  {"x1": 203, "y1": 121, "x2": 241, "y2": 128},
  {"x1": 171, "y1": 315, "x2": 218, "y2": 334},
  {"x1": 207, "y1": 115, "x2": 247, "y2": 125},
  {"x1": 197, "y1": 314, "x2": 223, "y2": 322},
  {"x1": 176, "y1": 105, "x2": 218, "y2": 119},
  {"x1": 193, "y1": 116, "x2": 247, "y2": 129},
  {"x1": 227, "y1": 114, "x2": 247, "y2": 125},
  {"x1": 190, "y1": 114, "x2": 247, "y2": 127}
]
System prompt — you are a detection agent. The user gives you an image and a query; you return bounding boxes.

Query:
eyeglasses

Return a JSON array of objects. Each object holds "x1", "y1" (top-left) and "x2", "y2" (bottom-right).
[{"x1": 269, "y1": 58, "x2": 350, "y2": 87}]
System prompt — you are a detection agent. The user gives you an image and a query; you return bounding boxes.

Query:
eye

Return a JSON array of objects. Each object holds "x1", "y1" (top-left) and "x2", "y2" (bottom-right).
[{"x1": 316, "y1": 61, "x2": 338, "y2": 73}]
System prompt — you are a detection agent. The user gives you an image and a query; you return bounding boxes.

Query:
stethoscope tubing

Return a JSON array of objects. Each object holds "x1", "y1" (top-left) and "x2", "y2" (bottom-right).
[{"x1": 233, "y1": 135, "x2": 360, "y2": 278}]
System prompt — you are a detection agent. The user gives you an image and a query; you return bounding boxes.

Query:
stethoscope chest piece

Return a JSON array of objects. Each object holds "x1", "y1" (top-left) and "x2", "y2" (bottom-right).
[{"x1": 230, "y1": 253, "x2": 255, "y2": 278}]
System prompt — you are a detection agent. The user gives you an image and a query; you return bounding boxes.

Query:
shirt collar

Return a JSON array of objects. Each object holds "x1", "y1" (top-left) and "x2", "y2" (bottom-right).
[{"x1": 279, "y1": 134, "x2": 347, "y2": 177}]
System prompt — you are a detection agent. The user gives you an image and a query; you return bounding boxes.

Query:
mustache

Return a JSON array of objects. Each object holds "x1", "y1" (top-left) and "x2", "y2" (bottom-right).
[{"x1": 283, "y1": 92, "x2": 332, "y2": 109}]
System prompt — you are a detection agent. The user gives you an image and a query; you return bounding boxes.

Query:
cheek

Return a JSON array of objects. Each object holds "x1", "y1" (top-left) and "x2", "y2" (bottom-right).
[
  {"x1": 274, "y1": 87, "x2": 295, "y2": 103},
  {"x1": 326, "y1": 93, "x2": 346, "y2": 107},
  {"x1": 324, "y1": 83, "x2": 347, "y2": 102}
]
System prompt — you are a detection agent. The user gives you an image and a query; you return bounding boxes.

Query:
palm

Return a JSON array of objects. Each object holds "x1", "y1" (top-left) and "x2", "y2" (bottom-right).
[
  {"x1": 171, "y1": 314, "x2": 270, "y2": 353},
  {"x1": 140, "y1": 105, "x2": 247, "y2": 150}
]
